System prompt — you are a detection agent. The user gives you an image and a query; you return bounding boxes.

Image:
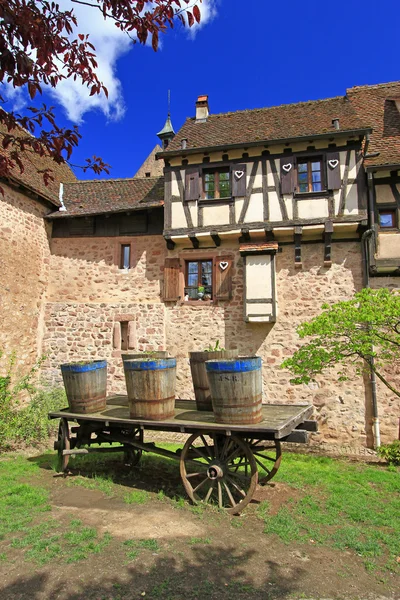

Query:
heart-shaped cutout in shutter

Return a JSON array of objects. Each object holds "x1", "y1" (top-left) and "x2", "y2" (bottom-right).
[
  {"x1": 219, "y1": 261, "x2": 229, "y2": 271},
  {"x1": 328, "y1": 159, "x2": 339, "y2": 169},
  {"x1": 282, "y1": 163, "x2": 292, "y2": 173},
  {"x1": 235, "y1": 170, "x2": 244, "y2": 179}
]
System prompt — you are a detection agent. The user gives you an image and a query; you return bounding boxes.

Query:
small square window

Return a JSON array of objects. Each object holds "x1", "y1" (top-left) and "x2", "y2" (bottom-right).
[
  {"x1": 184, "y1": 260, "x2": 213, "y2": 300},
  {"x1": 120, "y1": 244, "x2": 131, "y2": 269},
  {"x1": 297, "y1": 158, "x2": 324, "y2": 193},
  {"x1": 378, "y1": 209, "x2": 397, "y2": 229},
  {"x1": 203, "y1": 169, "x2": 231, "y2": 200}
]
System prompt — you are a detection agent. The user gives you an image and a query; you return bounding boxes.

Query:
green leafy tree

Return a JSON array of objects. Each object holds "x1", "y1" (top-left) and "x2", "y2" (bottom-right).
[{"x1": 281, "y1": 288, "x2": 400, "y2": 399}]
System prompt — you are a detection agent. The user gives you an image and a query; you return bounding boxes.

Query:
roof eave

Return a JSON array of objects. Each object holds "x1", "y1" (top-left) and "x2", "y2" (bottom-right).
[
  {"x1": 155, "y1": 128, "x2": 372, "y2": 160},
  {"x1": 365, "y1": 162, "x2": 400, "y2": 172},
  {"x1": 45, "y1": 202, "x2": 163, "y2": 220}
]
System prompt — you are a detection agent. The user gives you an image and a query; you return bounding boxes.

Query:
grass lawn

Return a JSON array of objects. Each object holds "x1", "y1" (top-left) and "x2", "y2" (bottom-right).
[{"x1": 0, "y1": 444, "x2": 399, "y2": 599}]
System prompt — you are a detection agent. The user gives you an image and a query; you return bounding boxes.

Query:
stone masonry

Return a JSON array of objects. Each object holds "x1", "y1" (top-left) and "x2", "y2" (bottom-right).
[
  {"x1": 41, "y1": 234, "x2": 400, "y2": 448},
  {"x1": 0, "y1": 183, "x2": 51, "y2": 376}
]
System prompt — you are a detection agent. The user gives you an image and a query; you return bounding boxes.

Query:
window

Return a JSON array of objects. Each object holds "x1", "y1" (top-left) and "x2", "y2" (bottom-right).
[
  {"x1": 378, "y1": 209, "x2": 397, "y2": 229},
  {"x1": 297, "y1": 159, "x2": 323, "y2": 193},
  {"x1": 185, "y1": 260, "x2": 213, "y2": 300},
  {"x1": 204, "y1": 169, "x2": 230, "y2": 199},
  {"x1": 120, "y1": 244, "x2": 131, "y2": 269},
  {"x1": 120, "y1": 321, "x2": 129, "y2": 350}
]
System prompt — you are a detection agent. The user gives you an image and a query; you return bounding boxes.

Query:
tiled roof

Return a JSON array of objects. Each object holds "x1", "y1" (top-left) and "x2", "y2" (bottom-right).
[
  {"x1": 0, "y1": 120, "x2": 76, "y2": 206},
  {"x1": 164, "y1": 96, "x2": 369, "y2": 153},
  {"x1": 347, "y1": 81, "x2": 400, "y2": 168},
  {"x1": 47, "y1": 176, "x2": 164, "y2": 219}
]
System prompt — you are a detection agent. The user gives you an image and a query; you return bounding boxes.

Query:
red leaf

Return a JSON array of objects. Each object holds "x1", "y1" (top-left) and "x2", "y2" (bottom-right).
[
  {"x1": 152, "y1": 30, "x2": 159, "y2": 52},
  {"x1": 193, "y1": 5, "x2": 201, "y2": 23},
  {"x1": 187, "y1": 11, "x2": 194, "y2": 27}
]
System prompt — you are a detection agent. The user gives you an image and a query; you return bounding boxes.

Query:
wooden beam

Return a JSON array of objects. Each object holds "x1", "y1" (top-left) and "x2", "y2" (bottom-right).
[
  {"x1": 189, "y1": 234, "x2": 199, "y2": 249},
  {"x1": 264, "y1": 229, "x2": 275, "y2": 242},
  {"x1": 164, "y1": 235, "x2": 175, "y2": 251},
  {"x1": 324, "y1": 221, "x2": 333, "y2": 267},
  {"x1": 294, "y1": 225, "x2": 302, "y2": 268},
  {"x1": 239, "y1": 228, "x2": 251, "y2": 243},
  {"x1": 211, "y1": 231, "x2": 221, "y2": 247}
]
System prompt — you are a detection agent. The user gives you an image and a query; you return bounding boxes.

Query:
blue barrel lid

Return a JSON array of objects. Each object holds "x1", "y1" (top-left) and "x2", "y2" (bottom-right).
[
  {"x1": 205, "y1": 357, "x2": 262, "y2": 373},
  {"x1": 123, "y1": 358, "x2": 177, "y2": 371},
  {"x1": 60, "y1": 360, "x2": 107, "y2": 373}
]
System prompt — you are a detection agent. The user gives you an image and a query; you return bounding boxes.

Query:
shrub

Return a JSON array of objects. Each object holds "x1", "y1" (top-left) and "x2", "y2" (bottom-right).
[
  {"x1": 377, "y1": 441, "x2": 400, "y2": 466},
  {"x1": 0, "y1": 351, "x2": 66, "y2": 451}
]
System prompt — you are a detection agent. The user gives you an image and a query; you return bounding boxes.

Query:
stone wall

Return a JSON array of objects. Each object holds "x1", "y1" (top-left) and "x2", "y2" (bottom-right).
[
  {"x1": 41, "y1": 233, "x2": 400, "y2": 448},
  {"x1": 0, "y1": 183, "x2": 51, "y2": 376}
]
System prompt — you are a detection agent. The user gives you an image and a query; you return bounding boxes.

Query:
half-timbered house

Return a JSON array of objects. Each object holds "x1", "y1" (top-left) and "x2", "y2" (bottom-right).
[{"x1": 2, "y1": 81, "x2": 399, "y2": 451}]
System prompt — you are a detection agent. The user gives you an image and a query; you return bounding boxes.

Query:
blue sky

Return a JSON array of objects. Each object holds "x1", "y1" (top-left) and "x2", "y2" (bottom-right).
[{"x1": 4, "y1": 0, "x2": 400, "y2": 180}]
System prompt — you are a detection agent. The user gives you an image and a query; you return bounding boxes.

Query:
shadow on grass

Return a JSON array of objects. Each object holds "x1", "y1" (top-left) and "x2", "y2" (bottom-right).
[
  {"x1": 29, "y1": 448, "x2": 189, "y2": 501},
  {"x1": 0, "y1": 545, "x2": 305, "y2": 600}
]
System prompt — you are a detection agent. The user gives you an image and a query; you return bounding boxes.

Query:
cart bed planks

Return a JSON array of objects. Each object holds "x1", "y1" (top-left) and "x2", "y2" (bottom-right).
[
  {"x1": 49, "y1": 396, "x2": 316, "y2": 515},
  {"x1": 49, "y1": 396, "x2": 313, "y2": 439}
]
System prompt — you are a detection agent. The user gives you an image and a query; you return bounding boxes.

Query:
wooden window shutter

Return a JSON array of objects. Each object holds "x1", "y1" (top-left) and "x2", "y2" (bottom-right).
[
  {"x1": 163, "y1": 258, "x2": 181, "y2": 301},
  {"x1": 231, "y1": 164, "x2": 247, "y2": 197},
  {"x1": 185, "y1": 168, "x2": 200, "y2": 201},
  {"x1": 280, "y1": 156, "x2": 296, "y2": 194},
  {"x1": 326, "y1": 152, "x2": 341, "y2": 190},
  {"x1": 215, "y1": 255, "x2": 233, "y2": 300}
]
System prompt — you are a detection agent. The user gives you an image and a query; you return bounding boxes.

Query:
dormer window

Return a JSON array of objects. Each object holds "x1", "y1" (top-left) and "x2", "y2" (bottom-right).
[
  {"x1": 297, "y1": 159, "x2": 323, "y2": 193},
  {"x1": 204, "y1": 168, "x2": 230, "y2": 200}
]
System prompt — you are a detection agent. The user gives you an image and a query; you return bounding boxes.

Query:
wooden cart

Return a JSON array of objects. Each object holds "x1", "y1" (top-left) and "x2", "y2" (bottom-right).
[{"x1": 49, "y1": 396, "x2": 316, "y2": 514}]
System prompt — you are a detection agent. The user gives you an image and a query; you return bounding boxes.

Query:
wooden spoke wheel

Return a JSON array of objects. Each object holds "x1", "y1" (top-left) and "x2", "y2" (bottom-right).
[
  {"x1": 180, "y1": 432, "x2": 258, "y2": 515},
  {"x1": 123, "y1": 428, "x2": 143, "y2": 467},
  {"x1": 54, "y1": 418, "x2": 70, "y2": 473},
  {"x1": 243, "y1": 439, "x2": 282, "y2": 485}
]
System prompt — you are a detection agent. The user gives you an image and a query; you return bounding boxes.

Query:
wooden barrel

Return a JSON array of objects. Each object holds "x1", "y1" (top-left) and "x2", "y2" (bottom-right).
[
  {"x1": 123, "y1": 358, "x2": 176, "y2": 420},
  {"x1": 60, "y1": 360, "x2": 107, "y2": 414},
  {"x1": 205, "y1": 357, "x2": 263, "y2": 424},
  {"x1": 121, "y1": 351, "x2": 168, "y2": 362},
  {"x1": 189, "y1": 349, "x2": 238, "y2": 411}
]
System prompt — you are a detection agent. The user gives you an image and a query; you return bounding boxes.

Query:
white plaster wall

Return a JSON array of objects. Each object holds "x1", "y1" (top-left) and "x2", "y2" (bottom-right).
[
  {"x1": 244, "y1": 193, "x2": 264, "y2": 223},
  {"x1": 348, "y1": 150, "x2": 357, "y2": 180},
  {"x1": 188, "y1": 201, "x2": 198, "y2": 228},
  {"x1": 171, "y1": 202, "x2": 187, "y2": 229},
  {"x1": 203, "y1": 204, "x2": 230, "y2": 226},
  {"x1": 235, "y1": 198, "x2": 245, "y2": 221},
  {"x1": 284, "y1": 197, "x2": 293, "y2": 220},
  {"x1": 344, "y1": 182, "x2": 359, "y2": 215},
  {"x1": 376, "y1": 185, "x2": 395, "y2": 204},
  {"x1": 297, "y1": 198, "x2": 329, "y2": 219},
  {"x1": 252, "y1": 163, "x2": 262, "y2": 189},
  {"x1": 376, "y1": 233, "x2": 400, "y2": 259},
  {"x1": 269, "y1": 191, "x2": 282, "y2": 221},
  {"x1": 171, "y1": 173, "x2": 180, "y2": 197}
]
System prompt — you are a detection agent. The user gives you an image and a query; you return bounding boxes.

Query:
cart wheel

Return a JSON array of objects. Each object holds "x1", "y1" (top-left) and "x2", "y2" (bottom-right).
[
  {"x1": 123, "y1": 446, "x2": 142, "y2": 467},
  {"x1": 123, "y1": 428, "x2": 143, "y2": 467},
  {"x1": 180, "y1": 432, "x2": 258, "y2": 515},
  {"x1": 244, "y1": 439, "x2": 282, "y2": 485},
  {"x1": 54, "y1": 418, "x2": 70, "y2": 473}
]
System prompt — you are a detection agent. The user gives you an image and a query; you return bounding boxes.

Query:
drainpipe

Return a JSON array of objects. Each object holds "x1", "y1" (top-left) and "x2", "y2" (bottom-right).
[{"x1": 361, "y1": 170, "x2": 380, "y2": 449}]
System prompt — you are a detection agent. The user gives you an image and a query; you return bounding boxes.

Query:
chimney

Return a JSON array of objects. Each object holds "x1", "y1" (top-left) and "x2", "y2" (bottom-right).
[
  {"x1": 196, "y1": 95, "x2": 209, "y2": 123},
  {"x1": 332, "y1": 118, "x2": 340, "y2": 130}
]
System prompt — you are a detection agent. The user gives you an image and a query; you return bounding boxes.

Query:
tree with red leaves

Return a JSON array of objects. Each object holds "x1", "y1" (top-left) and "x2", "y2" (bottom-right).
[{"x1": 0, "y1": 0, "x2": 201, "y2": 189}]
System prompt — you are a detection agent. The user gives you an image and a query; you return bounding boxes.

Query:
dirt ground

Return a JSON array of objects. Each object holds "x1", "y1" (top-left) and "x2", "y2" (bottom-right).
[{"x1": 1, "y1": 449, "x2": 399, "y2": 600}]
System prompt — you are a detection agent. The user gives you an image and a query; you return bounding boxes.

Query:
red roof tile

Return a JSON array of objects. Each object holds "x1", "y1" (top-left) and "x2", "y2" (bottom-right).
[
  {"x1": 0, "y1": 120, "x2": 76, "y2": 206},
  {"x1": 163, "y1": 96, "x2": 369, "y2": 154},
  {"x1": 47, "y1": 176, "x2": 164, "y2": 218},
  {"x1": 347, "y1": 81, "x2": 400, "y2": 168}
]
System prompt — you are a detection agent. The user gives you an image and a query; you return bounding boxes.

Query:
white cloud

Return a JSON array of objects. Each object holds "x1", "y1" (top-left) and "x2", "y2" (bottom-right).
[
  {"x1": 188, "y1": 0, "x2": 218, "y2": 37},
  {"x1": 0, "y1": 81, "x2": 27, "y2": 113},
  {"x1": 1, "y1": 0, "x2": 218, "y2": 124},
  {"x1": 50, "y1": 0, "x2": 132, "y2": 124}
]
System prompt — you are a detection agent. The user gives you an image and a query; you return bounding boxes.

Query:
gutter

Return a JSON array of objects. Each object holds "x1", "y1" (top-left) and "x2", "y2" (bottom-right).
[
  {"x1": 156, "y1": 128, "x2": 372, "y2": 160},
  {"x1": 361, "y1": 169, "x2": 380, "y2": 449}
]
